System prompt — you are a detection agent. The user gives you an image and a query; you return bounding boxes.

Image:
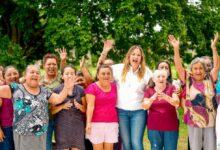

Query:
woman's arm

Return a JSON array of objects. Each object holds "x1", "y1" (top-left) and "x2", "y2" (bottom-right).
[
  {"x1": 210, "y1": 33, "x2": 219, "y2": 82},
  {"x1": 49, "y1": 77, "x2": 76, "y2": 105},
  {"x1": 0, "y1": 85, "x2": 12, "y2": 99},
  {"x1": 56, "y1": 47, "x2": 67, "y2": 70},
  {"x1": 97, "y1": 40, "x2": 114, "y2": 68},
  {"x1": 85, "y1": 94, "x2": 95, "y2": 134},
  {"x1": 0, "y1": 98, "x2": 2, "y2": 106},
  {"x1": 51, "y1": 101, "x2": 73, "y2": 115},
  {"x1": 142, "y1": 93, "x2": 157, "y2": 110},
  {"x1": 168, "y1": 35, "x2": 186, "y2": 83},
  {"x1": 80, "y1": 58, "x2": 94, "y2": 86},
  {"x1": 0, "y1": 127, "x2": 5, "y2": 142},
  {"x1": 74, "y1": 97, "x2": 86, "y2": 113},
  {"x1": 158, "y1": 92, "x2": 180, "y2": 108}
]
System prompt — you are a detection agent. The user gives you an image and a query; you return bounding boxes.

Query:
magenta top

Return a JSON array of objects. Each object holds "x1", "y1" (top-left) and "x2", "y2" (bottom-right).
[
  {"x1": 144, "y1": 84, "x2": 179, "y2": 131},
  {"x1": 0, "y1": 98, "x2": 13, "y2": 127},
  {"x1": 85, "y1": 82, "x2": 118, "y2": 122}
]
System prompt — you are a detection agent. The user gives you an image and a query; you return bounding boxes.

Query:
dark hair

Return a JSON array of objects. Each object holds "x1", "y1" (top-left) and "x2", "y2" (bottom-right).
[
  {"x1": 43, "y1": 53, "x2": 59, "y2": 65},
  {"x1": 61, "y1": 65, "x2": 76, "y2": 83},
  {"x1": 3, "y1": 66, "x2": 19, "y2": 77},
  {"x1": 95, "y1": 64, "x2": 113, "y2": 81},
  {"x1": 76, "y1": 71, "x2": 83, "y2": 77},
  {"x1": 156, "y1": 60, "x2": 172, "y2": 83}
]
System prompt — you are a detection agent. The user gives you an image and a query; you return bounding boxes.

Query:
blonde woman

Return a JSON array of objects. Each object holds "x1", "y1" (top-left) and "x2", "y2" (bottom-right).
[{"x1": 111, "y1": 45, "x2": 152, "y2": 150}]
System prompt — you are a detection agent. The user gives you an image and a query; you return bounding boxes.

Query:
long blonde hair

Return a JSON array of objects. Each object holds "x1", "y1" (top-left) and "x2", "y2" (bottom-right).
[{"x1": 121, "y1": 45, "x2": 146, "y2": 82}]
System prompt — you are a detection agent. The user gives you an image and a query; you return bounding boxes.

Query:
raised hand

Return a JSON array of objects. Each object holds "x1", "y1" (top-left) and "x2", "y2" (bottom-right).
[
  {"x1": 168, "y1": 35, "x2": 180, "y2": 50},
  {"x1": 80, "y1": 56, "x2": 85, "y2": 68},
  {"x1": 103, "y1": 39, "x2": 115, "y2": 52},
  {"x1": 211, "y1": 32, "x2": 219, "y2": 50},
  {"x1": 56, "y1": 47, "x2": 67, "y2": 61}
]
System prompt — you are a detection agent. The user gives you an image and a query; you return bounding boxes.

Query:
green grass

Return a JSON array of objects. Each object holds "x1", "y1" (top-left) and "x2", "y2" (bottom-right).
[{"x1": 144, "y1": 109, "x2": 188, "y2": 149}]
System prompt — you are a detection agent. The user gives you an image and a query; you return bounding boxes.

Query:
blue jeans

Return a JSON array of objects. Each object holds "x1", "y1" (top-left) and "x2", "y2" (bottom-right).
[
  {"x1": 148, "y1": 130, "x2": 178, "y2": 150},
  {"x1": 118, "y1": 108, "x2": 146, "y2": 150},
  {"x1": 0, "y1": 127, "x2": 15, "y2": 150},
  {"x1": 46, "y1": 119, "x2": 55, "y2": 150}
]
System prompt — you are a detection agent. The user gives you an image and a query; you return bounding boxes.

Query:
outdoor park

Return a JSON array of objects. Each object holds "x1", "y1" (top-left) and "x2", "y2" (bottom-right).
[{"x1": 0, "y1": 0, "x2": 220, "y2": 150}]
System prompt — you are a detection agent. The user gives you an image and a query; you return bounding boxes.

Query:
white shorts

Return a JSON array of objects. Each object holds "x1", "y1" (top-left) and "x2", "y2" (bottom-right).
[{"x1": 86, "y1": 122, "x2": 119, "y2": 144}]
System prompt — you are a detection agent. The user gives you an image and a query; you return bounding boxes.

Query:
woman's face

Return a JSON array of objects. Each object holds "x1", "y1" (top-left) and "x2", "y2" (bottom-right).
[
  {"x1": 4, "y1": 67, "x2": 19, "y2": 84},
  {"x1": 153, "y1": 71, "x2": 167, "y2": 87},
  {"x1": 97, "y1": 67, "x2": 112, "y2": 84},
  {"x1": 158, "y1": 62, "x2": 170, "y2": 76},
  {"x1": 129, "y1": 48, "x2": 142, "y2": 69},
  {"x1": 191, "y1": 62, "x2": 205, "y2": 82},
  {"x1": 25, "y1": 66, "x2": 40, "y2": 88},
  {"x1": 62, "y1": 67, "x2": 76, "y2": 81},
  {"x1": 44, "y1": 58, "x2": 58, "y2": 76}
]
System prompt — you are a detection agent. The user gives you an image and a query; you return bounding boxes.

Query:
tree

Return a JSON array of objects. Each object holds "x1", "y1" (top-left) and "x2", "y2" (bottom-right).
[{"x1": 0, "y1": 0, "x2": 219, "y2": 70}]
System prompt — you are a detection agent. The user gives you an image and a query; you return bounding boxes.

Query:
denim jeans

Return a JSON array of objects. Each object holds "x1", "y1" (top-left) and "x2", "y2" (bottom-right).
[
  {"x1": 0, "y1": 126, "x2": 15, "y2": 150},
  {"x1": 118, "y1": 108, "x2": 146, "y2": 150},
  {"x1": 46, "y1": 119, "x2": 55, "y2": 150},
  {"x1": 148, "y1": 130, "x2": 178, "y2": 150}
]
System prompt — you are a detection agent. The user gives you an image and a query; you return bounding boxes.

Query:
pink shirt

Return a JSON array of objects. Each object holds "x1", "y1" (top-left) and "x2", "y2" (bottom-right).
[
  {"x1": 0, "y1": 98, "x2": 13, "y2": 127},
  {"x1": 85, "y1": 82, "x2": 118, "y2": 122},
  {"x1": 144, "y1": 84, "x2": 179, "y2": 131}
]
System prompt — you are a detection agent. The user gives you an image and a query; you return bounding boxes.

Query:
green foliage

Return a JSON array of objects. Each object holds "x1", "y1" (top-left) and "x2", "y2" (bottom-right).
[
  {"x1": 0, "y1": 36, "x2": 26, "y2": 71},
  {"x1": 0, "y1": 0, "x2": 219, "y2": 70}
]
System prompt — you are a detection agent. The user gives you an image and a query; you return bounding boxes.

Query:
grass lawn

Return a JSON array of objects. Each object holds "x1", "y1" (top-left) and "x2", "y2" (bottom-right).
[{"x1": 144, "y1": 109, "x2": 188, "y2": 149}]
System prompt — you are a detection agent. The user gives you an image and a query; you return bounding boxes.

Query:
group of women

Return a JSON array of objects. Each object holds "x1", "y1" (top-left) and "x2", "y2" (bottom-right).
[{"x1": 0, "y1": 34, "x2": 219, "y2": 150}]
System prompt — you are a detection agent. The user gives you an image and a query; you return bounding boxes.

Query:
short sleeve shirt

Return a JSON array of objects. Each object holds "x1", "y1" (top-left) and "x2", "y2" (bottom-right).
[
  {"x1": 85, "y1": 82, "x2": 118, "y2": 122},
  {"x1": 111, "y1": 63, "x2": 153, "y2": 110},
  {"x1": 144, "y1": 84, "x2": 179, "y2": 131},
  {"x1": 10, "y1": 82, "x2": 52, "y2": 136}
]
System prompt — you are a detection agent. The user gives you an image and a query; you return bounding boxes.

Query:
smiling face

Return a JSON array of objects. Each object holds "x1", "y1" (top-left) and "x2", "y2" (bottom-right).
[
  {"x1": 25, "y1": 65, "x2": 40, "y2": 88},
  {"x1": 153, "y1": 70, "x2": 168, "y2": 87},
  {"x1": 44, "y1": 58, "x2": 58, "y2": 77},
  {"x1": 191, "y1": 62, "x2": 206, "y2": 82},
  {"x1": 4, "y1": 67, "x2": 19, "y2": 84},
  {"x1": 97, "y1": 67, "x2": 112, "y2": 84},
  {"x1": 129, "y1": 48, "x2": 142, "y2": 70}
]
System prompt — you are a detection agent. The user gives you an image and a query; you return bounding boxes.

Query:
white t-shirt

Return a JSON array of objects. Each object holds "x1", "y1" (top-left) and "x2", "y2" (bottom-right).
[{"x1": 112, "y1": 63, "x2": 153, "y2": 110}]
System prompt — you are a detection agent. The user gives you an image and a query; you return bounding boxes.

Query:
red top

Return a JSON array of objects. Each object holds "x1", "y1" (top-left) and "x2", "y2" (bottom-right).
[
  {"x1": 144, "y1": 84, "x2": 179, "y2": 131},
  {"x1": 85, "y1": 82, "x2": 118, "y2": 122},
  {"x1": 0, "y1": 98, "x2": 13, "y2": 127}
]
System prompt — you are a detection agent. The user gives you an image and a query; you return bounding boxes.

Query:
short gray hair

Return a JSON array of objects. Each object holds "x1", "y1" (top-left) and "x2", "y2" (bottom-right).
[{"x1": 189, "y1": 57, "x2": 206, "y2": 71}]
